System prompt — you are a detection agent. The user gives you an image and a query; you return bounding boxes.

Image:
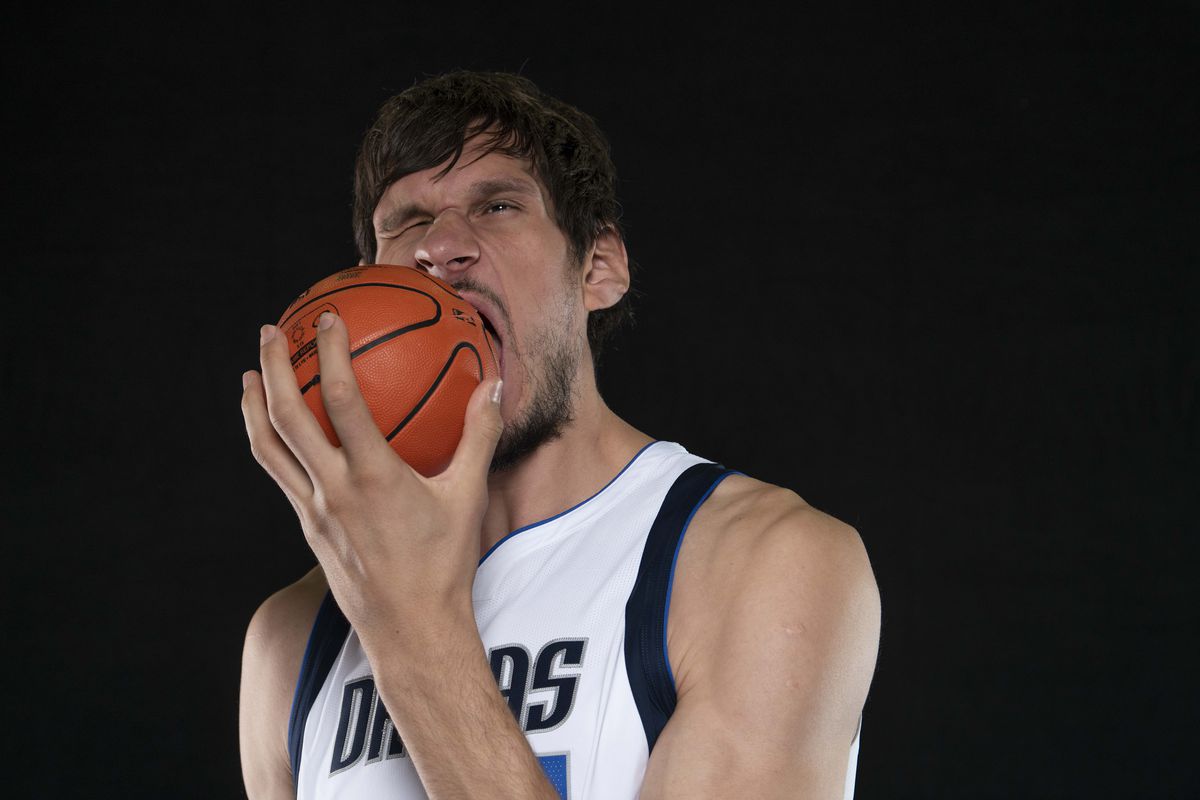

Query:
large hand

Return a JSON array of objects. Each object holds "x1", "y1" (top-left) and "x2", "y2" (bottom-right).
[{"x1": 239, "y1": 312, "x2": 504, "y2": 659}]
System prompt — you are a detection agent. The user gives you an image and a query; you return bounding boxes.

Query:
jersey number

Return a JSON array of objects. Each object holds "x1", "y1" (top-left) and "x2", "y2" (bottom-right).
[{"x1": 537, "y1": 753, "x2": 569, "y2": 799}]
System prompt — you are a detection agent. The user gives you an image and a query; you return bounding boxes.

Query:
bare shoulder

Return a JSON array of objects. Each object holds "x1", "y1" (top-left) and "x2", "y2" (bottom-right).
[
  {"x1": 642, "y1": 474, "x2": 881, "y2": 795},
  {"x1": 669, "y1": 473, "x2": 880, "y2": 697},
  {"x1": 246, "y1": 564, "x2": 330, "y2": 652},
  {"x1": 239, "y1": 565, "x2": 328, "y2": 799},
  {"x1": 680, "y1": 473, "x2": 876, "y2": 589}
]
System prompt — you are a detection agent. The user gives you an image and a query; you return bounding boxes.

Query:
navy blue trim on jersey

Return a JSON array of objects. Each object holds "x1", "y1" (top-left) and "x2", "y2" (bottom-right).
[
  {"x1": 477, "y1": 440, "x2": 663, "y2": 566},
  {"x1": 624, "y1": 462, "x2": 738, "y2": 752},
  {"x1": 287, "y1": 590, "x2": 350, "y2": 785}
]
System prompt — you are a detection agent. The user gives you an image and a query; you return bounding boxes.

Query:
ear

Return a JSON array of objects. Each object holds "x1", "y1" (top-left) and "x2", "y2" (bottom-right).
[{"x1": 582, "y1": 226, "x2": 630, "y2": 312}]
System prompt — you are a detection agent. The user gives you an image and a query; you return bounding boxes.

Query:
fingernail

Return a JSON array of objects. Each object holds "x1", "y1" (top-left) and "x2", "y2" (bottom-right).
[
  {"x1": 491, "y1": 380, "x2": 503, "y2": 405},
  {"x1": 242, "y1": 371, "x2": 253, "y2": 390},
  {"x1": 260, "y1": 324, "x2": 276, "y2": 345},
  {"x1": 318, "y1": 312, "x2": 335, "y2": 331}
]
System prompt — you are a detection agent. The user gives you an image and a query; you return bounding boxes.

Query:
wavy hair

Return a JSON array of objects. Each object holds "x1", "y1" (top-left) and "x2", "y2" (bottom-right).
[{"x1": 353, "y1": 71, "x2": 633, "y2": 363}]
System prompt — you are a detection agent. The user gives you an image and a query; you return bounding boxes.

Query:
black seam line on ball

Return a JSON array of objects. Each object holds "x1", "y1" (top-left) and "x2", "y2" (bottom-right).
[
  {"x1": 385, "y1": 341, "x2": 483, "y2": 442},
  {"x1": 296, "y1": 298, "x2": 444, "y2": 397},
  {"x1": 279, "y1": 282, "x2": 440, "y2": 328},
  {"x1": 348, "y1": 308, "x2": 442, "y2": 361}
]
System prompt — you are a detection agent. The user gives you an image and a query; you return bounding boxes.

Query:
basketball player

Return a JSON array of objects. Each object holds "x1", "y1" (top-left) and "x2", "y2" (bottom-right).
[{"x1": 239, "y1": 71, "x2": 880, "y2": 799}]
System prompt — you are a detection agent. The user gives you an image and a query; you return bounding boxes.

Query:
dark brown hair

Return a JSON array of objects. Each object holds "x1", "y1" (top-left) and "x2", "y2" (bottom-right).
[{"x1": 353, "y1": 70, "x2": 633, "y2": 363}]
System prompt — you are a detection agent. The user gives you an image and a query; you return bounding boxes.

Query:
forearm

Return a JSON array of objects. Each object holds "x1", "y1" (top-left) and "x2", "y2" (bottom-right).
[{"x1": 368, "y1": 620, "x2": 560, "y2": 800}]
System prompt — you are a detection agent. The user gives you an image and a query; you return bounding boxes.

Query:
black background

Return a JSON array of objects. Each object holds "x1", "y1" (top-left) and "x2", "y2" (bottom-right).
[{"x1": 6, "y1": 3, "x2": 1197, "y2": 797}]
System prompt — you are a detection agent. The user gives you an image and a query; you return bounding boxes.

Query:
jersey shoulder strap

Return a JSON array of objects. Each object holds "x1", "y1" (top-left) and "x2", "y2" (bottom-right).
[
  {"x1": 287, "y1": 589, "x2": 350, "y2": 781},
  {"x1": 624, "y1": 461, "x2": 739, "y2": 751}
]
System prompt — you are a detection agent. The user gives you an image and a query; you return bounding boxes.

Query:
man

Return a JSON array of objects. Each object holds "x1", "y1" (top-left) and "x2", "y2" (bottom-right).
[{"x1": 239, "y1": 71, "x2": 880, "y2": 799}]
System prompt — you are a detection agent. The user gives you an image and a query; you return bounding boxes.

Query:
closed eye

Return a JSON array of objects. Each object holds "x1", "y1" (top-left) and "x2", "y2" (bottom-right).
[{"x1": 376, "y1": 219, "x2": 430, "y2": 240}]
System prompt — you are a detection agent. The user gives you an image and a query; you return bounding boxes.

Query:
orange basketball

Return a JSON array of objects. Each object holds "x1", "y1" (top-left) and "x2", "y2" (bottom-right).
[{"x1": 277, "y1": 264, "x2": 499, "y2": 477}]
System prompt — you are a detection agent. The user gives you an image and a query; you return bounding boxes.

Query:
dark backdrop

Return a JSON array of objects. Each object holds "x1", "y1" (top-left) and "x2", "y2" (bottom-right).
[{"x1": 6, "y1": 3, "x2": 1197, "y2": 797}]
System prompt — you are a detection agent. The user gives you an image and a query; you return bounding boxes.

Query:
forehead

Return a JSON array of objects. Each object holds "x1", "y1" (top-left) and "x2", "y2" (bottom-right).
[{"x1": 372, "y1": 141, "x2": 546, "y2": 222}]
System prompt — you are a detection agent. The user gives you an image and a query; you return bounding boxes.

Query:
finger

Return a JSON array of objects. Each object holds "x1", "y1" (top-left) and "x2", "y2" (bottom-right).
[
  {"x1": 444, "y1": 378, "x2": 504, "y2": 485},
  {"x1": 258, "y1": 323, "x2": 342, "y2": 479},
  {"x1": 240, "y1": 369, "x2": 314, "y2": 499},
  {"x1": 313, "y1": 313, "x2": 393, "y2": 464}
]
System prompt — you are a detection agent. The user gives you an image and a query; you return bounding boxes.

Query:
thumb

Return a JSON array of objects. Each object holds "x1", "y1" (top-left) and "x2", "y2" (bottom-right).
[{"x1": 446, "y1": 378, "x2": 504, "y2": 484}]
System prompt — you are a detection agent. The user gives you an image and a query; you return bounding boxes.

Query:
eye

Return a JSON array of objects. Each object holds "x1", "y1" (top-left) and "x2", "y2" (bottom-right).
[
  {"x1": 376, "y1": 219, "x2": 430, "y2": 240},
  {"x1": 483, "y1": 200, "x2": 517, "y2": 214}
]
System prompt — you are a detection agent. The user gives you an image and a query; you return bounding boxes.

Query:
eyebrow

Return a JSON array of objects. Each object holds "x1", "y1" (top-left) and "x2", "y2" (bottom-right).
[{"x1": 375, "y1": 176, "x2": 541, "y2": 234}]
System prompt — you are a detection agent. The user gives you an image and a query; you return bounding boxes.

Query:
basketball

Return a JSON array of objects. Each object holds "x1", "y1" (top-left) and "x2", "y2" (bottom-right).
[{"x1": 276, "y1": 264, "x2": 500, "y2": 476}]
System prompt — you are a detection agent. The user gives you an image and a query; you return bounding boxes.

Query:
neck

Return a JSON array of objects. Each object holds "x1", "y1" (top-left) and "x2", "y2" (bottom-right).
[{"x1": 480, "y1": 367, "x2": 652, "y2": 556}]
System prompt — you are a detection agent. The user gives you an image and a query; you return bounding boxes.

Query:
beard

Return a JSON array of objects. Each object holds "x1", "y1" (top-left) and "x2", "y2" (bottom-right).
[
  {"x1": 489, "y1": 305, "x2": 582, "y2": 474},
  {"x1": 450, "y1": 270, "x2": 583, "y2": 474}
]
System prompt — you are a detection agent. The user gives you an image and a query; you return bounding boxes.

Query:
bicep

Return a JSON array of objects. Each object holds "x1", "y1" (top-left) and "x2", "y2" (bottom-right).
[
  {"x1": 239, "y1": 568, "x2": 326, "y2": 800},
  {"x1": 639, "y1": 679, "x2": 863, "y2": 800},
  {"x1": 641, "y1": 510, "x2": 880, "y2": 799}
]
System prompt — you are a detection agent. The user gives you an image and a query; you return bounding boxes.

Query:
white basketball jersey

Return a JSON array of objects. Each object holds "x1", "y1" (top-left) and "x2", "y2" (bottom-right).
[{"x1": 287, "y1": 441, "x2": 861, "y2": 799}]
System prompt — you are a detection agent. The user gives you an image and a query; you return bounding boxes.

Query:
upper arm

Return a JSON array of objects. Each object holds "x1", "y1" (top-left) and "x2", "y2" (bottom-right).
[
  {"x1": 239, "y1": 566, "x2": 328, "y2": 800},
  {"x1": 641, "y1": 481, "x2": 881, "y2": 799}
]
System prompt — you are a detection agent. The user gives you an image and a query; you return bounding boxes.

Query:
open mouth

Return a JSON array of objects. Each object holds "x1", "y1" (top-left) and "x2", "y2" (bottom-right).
[
  {"x1": 476, "y1": 309, "x2": 504, "y2": 371},
  {"x1": 478, "y1": 311, "x2": 499, "y2": 340},
  {"x1": 455, "y1": 286, "x2": 505, "y2": 375}
]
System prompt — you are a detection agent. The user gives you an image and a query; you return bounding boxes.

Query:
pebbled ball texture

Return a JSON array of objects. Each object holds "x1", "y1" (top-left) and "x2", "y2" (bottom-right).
[{"x1": 277, "y1": 264, "x2": 499, "y2": 477}]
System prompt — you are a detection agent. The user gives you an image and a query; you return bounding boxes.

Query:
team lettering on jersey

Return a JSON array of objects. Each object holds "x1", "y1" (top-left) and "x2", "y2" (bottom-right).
[{"x1": 329, "y1": 637, "x2": 588, "y2": 776}]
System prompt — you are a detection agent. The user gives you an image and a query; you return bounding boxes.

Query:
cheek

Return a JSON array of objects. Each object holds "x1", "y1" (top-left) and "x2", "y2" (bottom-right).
[
  {"x1": 515, "y1": 287, "x2": 579, "y2": 349},
  {"x1": 374, "y1": 240, "x2": 411, "y2": 265}
]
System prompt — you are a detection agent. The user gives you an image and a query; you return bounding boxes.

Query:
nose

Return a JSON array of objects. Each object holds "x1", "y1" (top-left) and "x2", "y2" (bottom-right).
[{"x1": 412, "y1": 211, "x2": 479, "y2": 280}]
